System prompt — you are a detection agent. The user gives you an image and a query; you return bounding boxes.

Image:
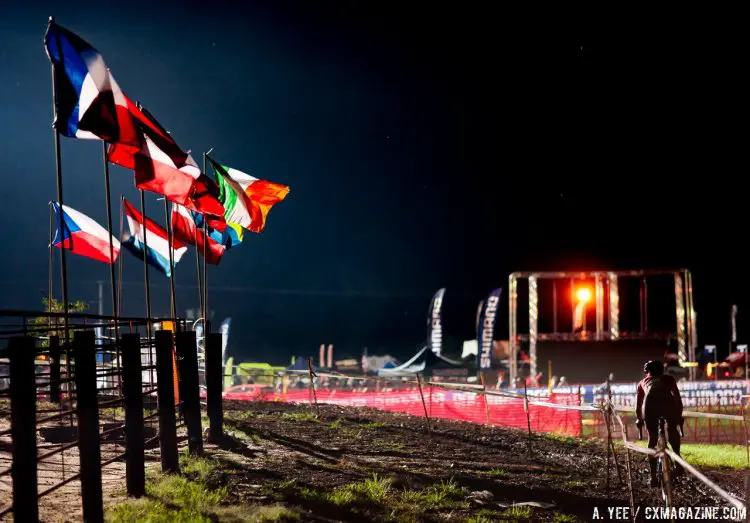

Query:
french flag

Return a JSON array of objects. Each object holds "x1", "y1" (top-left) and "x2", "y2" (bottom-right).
[
  {"x1": 44, "y1": 20, "x2": 139, "y2": 147},
  {"x1": 51, "y1": 202, "x2": 120, "y2": 264},
  {"x1": 122, "y1": 199, "x2": 187, "y2": 277}
]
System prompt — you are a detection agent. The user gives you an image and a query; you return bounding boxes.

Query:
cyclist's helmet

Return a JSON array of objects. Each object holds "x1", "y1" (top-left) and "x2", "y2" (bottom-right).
[{"x1": 644, "y1": 360, "x2": 664, "y2": 376}]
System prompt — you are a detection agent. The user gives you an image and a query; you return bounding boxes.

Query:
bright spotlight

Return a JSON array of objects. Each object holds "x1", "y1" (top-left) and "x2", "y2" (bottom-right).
[{"x1": 576, "y1": 288, "x2": 592, "y2": 303}]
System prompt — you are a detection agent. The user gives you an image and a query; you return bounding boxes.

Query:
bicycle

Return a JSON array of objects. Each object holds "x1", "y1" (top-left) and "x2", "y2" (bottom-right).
[{"x1": 638, "y1": 416, "x2": 681, "y2": 508}]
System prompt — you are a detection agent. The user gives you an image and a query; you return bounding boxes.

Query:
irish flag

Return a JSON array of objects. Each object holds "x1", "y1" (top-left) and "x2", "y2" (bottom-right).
[{"x1": 207, "y1": 156, "x2": 289, "y2": 233}]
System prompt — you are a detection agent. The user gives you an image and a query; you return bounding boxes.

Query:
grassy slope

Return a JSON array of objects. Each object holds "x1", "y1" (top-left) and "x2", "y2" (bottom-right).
[
  {"x1": 106, "y1": 452, "x2": 299, "y2": 523},
  {"x1": 626, "y1": 441, "x2": 749, "y2": 469}
]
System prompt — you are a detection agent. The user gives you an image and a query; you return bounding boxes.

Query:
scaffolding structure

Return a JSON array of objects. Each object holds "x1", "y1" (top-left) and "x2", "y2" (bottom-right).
[{"x1": 508, "y1": 269, "x2": 698, "y2": 385}]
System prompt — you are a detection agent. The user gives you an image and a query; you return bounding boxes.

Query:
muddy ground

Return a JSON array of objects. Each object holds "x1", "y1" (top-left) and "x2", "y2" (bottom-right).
[
  {"x1": 0, "y1": 400, "x2": 745, "y2": 522},
  {"x1": 212, "y1": 401, "x2": 746, "y2": 522}
]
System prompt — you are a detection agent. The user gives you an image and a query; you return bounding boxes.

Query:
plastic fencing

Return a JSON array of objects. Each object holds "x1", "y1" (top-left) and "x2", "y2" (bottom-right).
[{"x1": 225, "y1": 370, "x2": 748, "y2": 516}]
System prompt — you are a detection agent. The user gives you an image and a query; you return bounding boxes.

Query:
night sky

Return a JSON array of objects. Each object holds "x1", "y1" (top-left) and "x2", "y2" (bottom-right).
[{"x1": 0, "y1": 3, "x2": 745, "y2": 364}]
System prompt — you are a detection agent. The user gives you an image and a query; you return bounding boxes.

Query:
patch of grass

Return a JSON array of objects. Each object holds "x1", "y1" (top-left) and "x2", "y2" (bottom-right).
[
  {"x1": 563, "y1": 479, "x2": 586, "y2": 489},
  {"x1": 108, "y1": 455, "x2": 229, "y2": 522},
  {"x1": 327, "y1": 487, "x2": 356, "y2": 505},
  {"x1": 108, "y1": 499, "x2": 300, "y2": 523},
  {"x1": 348, "y1": 473, "x2": 392, "y2": 504},
  {"x1": 268, "y1": 475, "x2": 469, "y2": 521},
  {"x1": 226, "y1": 410, "x2": 258, "y2": 422},
  {"x1": 147, "y1": 473, "x2": 226, "y2": 509},
  {"x1": 330, "y1": 418, "x2": 343, "y2": 430},
  {"x1": 362, "y1": 421, "x2": 387, "y2": 429},
  {"x1": 543, "y1": 433, "x2": 580, "y2": 444},
  {"x1": 107, "y1": 497, "x2": 211, "y2": 523},
  {"x1": 553, "y1": 512, "x2": 578, "y2": 522},
  {"x1": 214, "y1": 504, "x2": 300, "y2": 522},
  {"x1": 280, "y1": 411, "x2": 318, "y2": 423},
  {"x1": 486, "y1": 468, "x2": 507, "y2": 477},
  {"x1": 466, "y1": 510, "x2": 503, "y2": 523},
  {"x1": 500, "y1": 505, "x2": 533, "y2": 521},
  {"x1": 178, "y1": 452, "x2": 215, "y2": 484},
  {"x1": 415, "y1": 480, "x2": 465, "y2": 510},
  {"x1": 681, "y1": 444, "x2": 748, "y2": 468},
  {"x1": 263, "y1": 479, "x2": 299, "y2": 501},
  {"x1": 628, "y1": 441, "x2": 748, "y2": 469},
  {"x1": 226, "y1": 427, "x2": 249, "y2": 440}
]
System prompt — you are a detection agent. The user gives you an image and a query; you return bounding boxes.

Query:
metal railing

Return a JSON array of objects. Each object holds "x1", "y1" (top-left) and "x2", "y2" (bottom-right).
[{"x1": 0, "y1": 310, "x2": 225, "y2": 523}]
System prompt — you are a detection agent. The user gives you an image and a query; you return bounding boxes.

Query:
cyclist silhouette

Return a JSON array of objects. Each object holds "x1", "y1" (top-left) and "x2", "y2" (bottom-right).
[{"x1": 636, "y1": 360, "x2": 684, "y2": 486}]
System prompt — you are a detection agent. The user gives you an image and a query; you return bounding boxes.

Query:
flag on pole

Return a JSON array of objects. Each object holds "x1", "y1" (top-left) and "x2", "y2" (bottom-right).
[
  {"x1": 44, "y1": 20, "x2": 138, "y2": 146},
  {"x1": 207, "y1": 156, "x2": 289, "y2": 233},
  {"x1": 122, "y1": 198, "x2": 186, "y2": 277},
  {"x1": 50, "y1": 202, "x2": 120, "y2": 264},
  {"x1": 107, "y1": 95, "x2": 189, "y2": 167},
  {"x1": 108, "y1": 104, "x2": 227, "y2": 231},
  {"x1": 170, "y1": 204, "x2": 226, "y2": 265}
]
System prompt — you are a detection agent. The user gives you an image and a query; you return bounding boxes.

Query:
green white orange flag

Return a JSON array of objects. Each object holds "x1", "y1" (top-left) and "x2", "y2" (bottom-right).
[{"x1": 207, "y1": 156, "x2": 290, "y2": 233}]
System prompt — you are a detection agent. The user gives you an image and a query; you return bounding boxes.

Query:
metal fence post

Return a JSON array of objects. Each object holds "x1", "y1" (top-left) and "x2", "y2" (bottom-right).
[
  {"x1": 155, "y1": 330, "x2": 179, "y2": 473},
  {"x1": 205, "y1": 333, "x2": 224, "y2": 443},
  {"x1": 74, "y1": 330, "x2": 104, "y2": 523},
  {"x1": 121, "y1": 333, "x2": 145, "y2": 497},
  {"x1": 9, "y1": 336, "x2": 38, "y2": 522},
  {"x1": 49, "y1": 335, "x2": 60, "y2": 403},
  {"x1": 176, "y1": 331, "x2": 202, "y2": 456}
]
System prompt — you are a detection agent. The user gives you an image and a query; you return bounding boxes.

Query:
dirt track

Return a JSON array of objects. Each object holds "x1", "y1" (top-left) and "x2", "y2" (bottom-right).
[
  {"x1": 215, "y1": 400, "x2": 746, "y2": 522},
  {"x1": 0, "y1": 400, "x2": 744, "y2": 522}
]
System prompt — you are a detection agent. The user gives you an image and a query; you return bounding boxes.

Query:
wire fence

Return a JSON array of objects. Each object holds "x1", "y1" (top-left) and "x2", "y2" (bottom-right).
[{"x1": 224, "y1": 367, "x2": 749, "y2": 519}]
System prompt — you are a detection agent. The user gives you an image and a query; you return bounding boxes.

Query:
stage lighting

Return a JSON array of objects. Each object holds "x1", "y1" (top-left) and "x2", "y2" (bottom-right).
[{"x1": 576, "y1": 288, "x2": 592, "y2": 303}]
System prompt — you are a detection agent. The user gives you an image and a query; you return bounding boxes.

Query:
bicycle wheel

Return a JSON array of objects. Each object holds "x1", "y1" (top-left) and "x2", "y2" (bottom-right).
[{"x1": 659, "y1": 454, "x2": 674, "y2": 507}]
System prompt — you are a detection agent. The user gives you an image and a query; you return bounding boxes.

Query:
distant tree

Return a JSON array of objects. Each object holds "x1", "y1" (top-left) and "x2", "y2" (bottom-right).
[{"x1": 32, "y1": 297, "x2": 89, "y2": 347}]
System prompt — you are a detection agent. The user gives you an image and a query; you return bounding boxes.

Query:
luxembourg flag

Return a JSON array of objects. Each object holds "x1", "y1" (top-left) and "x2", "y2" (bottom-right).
[
  {"x1": 122, "y1": 199, "x2": 187, "y2": 277},
  {"x1": 51, "y1": 202, "x2": 120, "y2": 264},
  {"x1": 44, "y1": 19, "x2": 138, "y2": 147}
]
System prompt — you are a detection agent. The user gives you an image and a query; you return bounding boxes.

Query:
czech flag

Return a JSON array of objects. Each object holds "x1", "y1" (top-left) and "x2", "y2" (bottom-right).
[
  {"x1": 44, "y1": 20, "x2": 138, "y2": 147},
  {"x1": 51, "y1": 202, "x2": 120, "y2": 264},
  {"x1": 122, "y1": 199, "x2": 187, "y2": 277}
]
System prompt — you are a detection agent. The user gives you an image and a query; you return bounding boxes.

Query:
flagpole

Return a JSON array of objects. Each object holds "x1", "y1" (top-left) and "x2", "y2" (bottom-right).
[
  {"x1": 102, "y1": 142, "x2": 119, "y2": 341},
  {"x1": 164, "y1": 199, "x2": 178, "y2": 325},
  {"x1": 48, "y1": 16, "x2": 69, "y2": 345},
  {"x1": 189, "y1": 204, "x2": 204, "y2": 325},
  {"x1": 203, "y1": 220, "x2": 209, "y2": 332},
  {"x1": 117, "y1": 196, "x2": 124, "y2": 316},
  {"x1": 139, "y1": 191, "x2": 153, "y2": 340},
  {"x1": 48, "y1": 203, "x2": 54, "y2": 330},
  {"x1": 203, "y1": 150, "x2": 213, "y2": 333}
]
